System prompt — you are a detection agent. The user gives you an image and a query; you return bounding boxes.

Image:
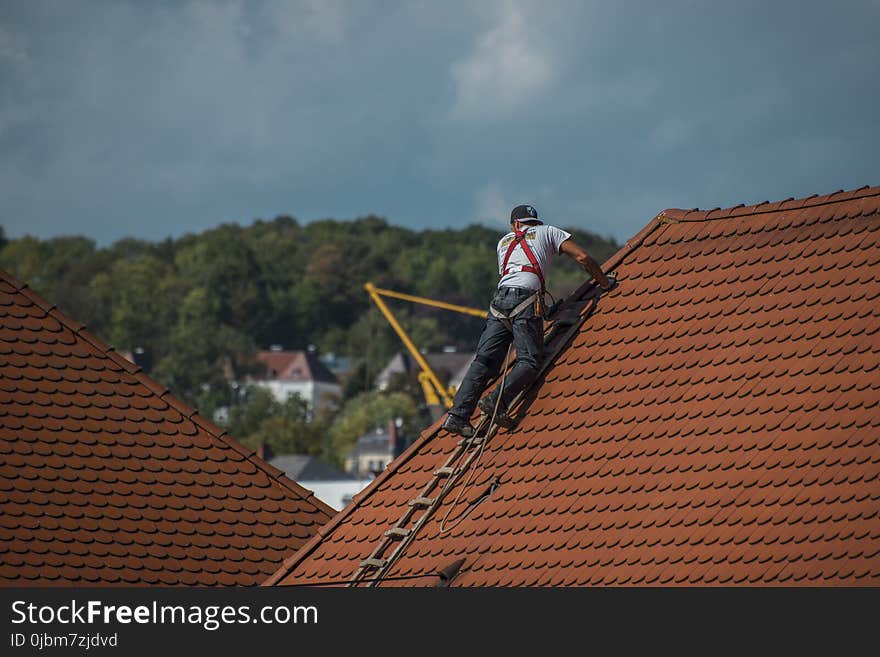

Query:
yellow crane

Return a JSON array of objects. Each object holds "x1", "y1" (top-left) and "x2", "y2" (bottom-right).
[{"x1": 364, "y1": 282, "x2": 487, "y2": 410}]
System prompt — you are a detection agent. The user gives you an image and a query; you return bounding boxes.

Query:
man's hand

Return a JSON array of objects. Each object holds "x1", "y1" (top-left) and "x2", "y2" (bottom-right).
[{"x1": 599, "y1": 272, "x2": 617, "y2": 292}]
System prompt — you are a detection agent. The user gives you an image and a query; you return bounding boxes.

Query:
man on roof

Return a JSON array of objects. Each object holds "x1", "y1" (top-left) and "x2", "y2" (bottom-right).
[{"x1": 442, "y1": 204, "x2": 614, "y2": 438}]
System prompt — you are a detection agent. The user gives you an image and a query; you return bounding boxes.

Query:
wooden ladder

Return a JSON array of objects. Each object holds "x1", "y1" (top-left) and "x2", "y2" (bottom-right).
[
  {"x1": 347, "y1": 284, "x2": 605, "y2": 587},
  {"x1": 347, "y1": 411, "x2": 499, "y2": 587}
]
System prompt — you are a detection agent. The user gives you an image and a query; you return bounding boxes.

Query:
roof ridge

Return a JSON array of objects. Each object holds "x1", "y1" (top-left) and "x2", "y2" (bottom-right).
[
  {"x1": 0, "y1": 267, "x2": 335, "y2": 520},
  {"x1": 661, "y1": 184, "x2": 879, "y2": 223},
  {"x1": 0, "y1": 269, "x2": 28, "y2": 292},
  {"x1": 302, "y1": 349, "x2": 337, "y2": 383}
]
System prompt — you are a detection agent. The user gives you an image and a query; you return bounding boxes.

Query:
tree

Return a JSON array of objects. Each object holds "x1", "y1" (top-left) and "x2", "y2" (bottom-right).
[
  {"x1": 0, "y1": 236, "x2": 49, "y2": 290},
  {"x1": 173, "y1": 224, "x2": 270, "y2": 338},
  {"x1": 89, "y1": 254, "x2": 180, "y2": 362},
  {"x1": 327, "y1": 390, "x2": 422, "y2": 465},
  {"x1": 0, "y1": 234, "x2": 112, "y2": 335},
  {"x1": 227, "y1": 386, "x2": 324, "y2": 456},
  {"x1": 227, "y1": 385, "x2": 277, "y2": 439},
  {"x1": 0, "y1": 214, "x2": 619, "y2": 435},
  {"x1": 335, "y1": 358, "x2": 371, "y2": 400},
  {"x1": 452, "y1": 243, "x2": 497, "y2": 304},
  {"x1": 152, "y1": 286, "x2": 256, "y2": 414}
]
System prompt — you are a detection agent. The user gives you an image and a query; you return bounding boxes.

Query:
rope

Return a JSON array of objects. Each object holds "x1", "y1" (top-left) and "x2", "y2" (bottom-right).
[
  {"x1": 438, "y1": 342, "x2": 513, "y2": 534},
  {"x1": 282, "y1": 571, "x2": 447, "y2": 587}
]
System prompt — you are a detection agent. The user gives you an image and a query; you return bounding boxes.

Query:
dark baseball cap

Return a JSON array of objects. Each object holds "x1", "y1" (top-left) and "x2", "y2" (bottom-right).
[{"x1": 510, "y1": 204, "x2": 541, "y2": 224}]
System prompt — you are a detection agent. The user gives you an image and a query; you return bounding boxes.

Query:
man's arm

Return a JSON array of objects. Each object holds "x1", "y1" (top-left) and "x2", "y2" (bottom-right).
[{"x1": 559, "y1": 238, "x2": 613, "y2": 290}]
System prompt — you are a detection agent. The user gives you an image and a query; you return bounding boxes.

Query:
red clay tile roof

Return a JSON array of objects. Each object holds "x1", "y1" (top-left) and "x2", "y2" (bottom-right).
[
  {"x1": 267, "y1": 184, "x2": 880, "y2": 587},
  {"x1": 0, "y1": 271, "x2": 334, "y2": 586},
  {"x1": 251, "y1": 350, "x2": 338, "y2": 384}
]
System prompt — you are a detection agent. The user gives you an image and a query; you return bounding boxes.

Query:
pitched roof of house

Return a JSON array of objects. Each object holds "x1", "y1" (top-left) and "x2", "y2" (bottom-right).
[
  {"x1": 0, "y1": 271, "x2": 335, "y2": 586},
  {"x1": 350, "y1": 426, "x2": 394, "y2": 455},
  {"x1": 267, "y1": 184, "x2": 880, "y2": 587},
  {"x1": 251, "y1": 350, "x2": 338, "y2": 384},
  {"x1": 269, "y1": 454, "x2": 354, "y2": 482},
  {"x1": 375, "y1": 351, "x2": 475, "y2": 389}
]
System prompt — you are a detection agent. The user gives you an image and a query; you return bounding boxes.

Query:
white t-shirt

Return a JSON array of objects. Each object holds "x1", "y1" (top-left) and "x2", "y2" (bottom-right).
[{"x1": 496, "y1": 224, "x2": 572, "y2": 290}]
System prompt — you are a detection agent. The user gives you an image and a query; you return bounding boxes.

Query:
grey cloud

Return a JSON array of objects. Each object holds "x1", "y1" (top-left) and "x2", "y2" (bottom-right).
[{"x1": 0, "y1": 0, "x2": 877, "y2": 246}]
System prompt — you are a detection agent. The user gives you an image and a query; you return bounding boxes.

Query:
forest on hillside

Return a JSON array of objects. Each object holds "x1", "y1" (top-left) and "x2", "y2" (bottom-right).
[{"x1": 0, "y1": 217, "x2": 619, "y2": 463}]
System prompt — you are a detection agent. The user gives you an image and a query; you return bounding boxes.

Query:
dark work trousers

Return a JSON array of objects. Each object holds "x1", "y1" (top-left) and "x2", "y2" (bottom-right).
[{"x1": 449, "y1": 286, "x2": 544, "y2": 420}]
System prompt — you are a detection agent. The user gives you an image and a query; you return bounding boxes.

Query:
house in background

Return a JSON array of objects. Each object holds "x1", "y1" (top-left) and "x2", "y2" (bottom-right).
[
  {"x1": 344, "y1": 419, "x2": 413, "y2": 478},
  {"x1": 375, "y1": 349, "x2": 475, "y2": 421},
  {"x1": 118, "y1": 347, "x2": 152, "y2": 374},
  {"x1": 374, "y1": 349, "x2": 474, "y2": 394},
  {"x1": 447, "y1": 355, "x2": 474, "y2": 392},
  {"x1": 319, "y1": 351, "x2": 355, "y2": 385},
  {"x1": 269, "y1": 453, "x2": 371, "y2": 511},
  {"x1": 241, "y1": 346, "x2": 341, "y2": 413},
  {"x1": 0, "y1": 269, "x2": 334, "y2": 586}
]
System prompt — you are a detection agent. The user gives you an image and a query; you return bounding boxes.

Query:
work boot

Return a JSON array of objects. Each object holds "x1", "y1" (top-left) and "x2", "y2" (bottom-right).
[
  {"x1": 442, "y1": 413, "x2": 474, "y2": 438},
  {"x1": 478, "y1": 396, "x2": 515, "y2": 428}
]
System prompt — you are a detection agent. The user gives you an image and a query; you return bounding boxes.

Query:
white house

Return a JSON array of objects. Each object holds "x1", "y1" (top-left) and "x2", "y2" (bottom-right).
[
  {"x1": 269, "y1": 453, "x2": 371, "y2": 511},
  {"x1": 245, "y1": 347, "x2": 341, "y2": 413}
]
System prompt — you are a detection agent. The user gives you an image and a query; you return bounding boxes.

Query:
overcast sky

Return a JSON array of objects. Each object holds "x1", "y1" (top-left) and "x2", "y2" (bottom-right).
[{"x1": 1, "y1": 0, "x2": 877, "y2": 245}]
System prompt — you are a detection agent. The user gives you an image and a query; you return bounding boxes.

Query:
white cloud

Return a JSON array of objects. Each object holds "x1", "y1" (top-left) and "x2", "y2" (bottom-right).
[
  {"x1": 0, "y1": 27, "x2": 33, "y2": 141},
  {"x1": 473, "y1": 181, "x2": 556, "y2": 228},
  {"x1": 301, "y1": 0, "x2": 348, "y2": 43},
  {"x1": 649, "y1": 117, "x2": 692, "y2": 150},
  {"x1": 474, "y1": 182, "x2": 509, "y2": 227},
  {"x1": 0, "y1": 26, "x2": 29, "y2": 64},
  {"x1": 264, "y1": 0, "x2": 351, "y2": 45},
  {"x1": 449, "y1": 1, "x2": 556, "y2": 120},
  {"x1": 2, "y1": 0, "x2": 878, "y2": 246}
]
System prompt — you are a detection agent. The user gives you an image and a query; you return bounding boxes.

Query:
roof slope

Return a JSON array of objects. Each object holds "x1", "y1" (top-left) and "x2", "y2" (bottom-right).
[
  {"x1": 0, "y1": 271, "x2": 335, "y2": 586},
  {"x1": 269, "y1": 454, "x2": 354, "y2": 482},
  {"x1": 375, "y1": 351, "x2": 474, "y2": 389},
  {"x1": 268, "y1": 185, "x2": 880, "y2": 586}
]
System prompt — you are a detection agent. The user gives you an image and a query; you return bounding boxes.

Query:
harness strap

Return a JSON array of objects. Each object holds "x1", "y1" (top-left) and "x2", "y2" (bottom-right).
[
  {"x1": 489, "y1": 292, "x2": 538, "y2": 330},
  {"x1": 501, "y1": 229, "x2": 545, "y2": 290}
]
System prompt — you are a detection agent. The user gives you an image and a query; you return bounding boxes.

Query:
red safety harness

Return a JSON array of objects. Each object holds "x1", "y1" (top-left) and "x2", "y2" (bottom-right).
[{"x1": 501, "y1": 228, "x2": 545, "y2": 290}]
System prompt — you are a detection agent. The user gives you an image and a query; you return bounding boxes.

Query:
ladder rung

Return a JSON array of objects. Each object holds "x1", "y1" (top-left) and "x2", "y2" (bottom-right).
[
  {"x1": 360, "y1": 558, "x2": 386, "y2": 569},
  {"x1": 384, "y1": 527, "x2": 410, "y2": 539},
  {"x1": 433, "y1": 466, "x2": 455, "y2": 477},
  {"x1": 458, "y1": 437, "x2": 483, "y2": 447},
  {"x1": 408, "y1": 496, "x2": 434, "y2": 508}
]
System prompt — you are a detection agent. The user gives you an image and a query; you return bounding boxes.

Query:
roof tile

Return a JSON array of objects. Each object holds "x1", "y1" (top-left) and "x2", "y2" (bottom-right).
[
  {"x1": 268, "y1": 185, "x2": 880, "y2": 587},
  {"x1": 0, "y1": 270, "x2": 334, "y2": 586}
]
